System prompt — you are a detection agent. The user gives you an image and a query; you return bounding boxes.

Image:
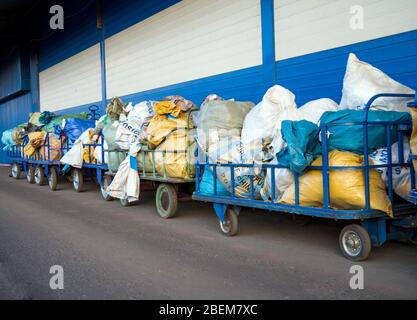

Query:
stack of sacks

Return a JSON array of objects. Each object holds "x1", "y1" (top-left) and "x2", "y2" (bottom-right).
[
  {"x1": 143, "y1": 96, "x2": 196, "y2": 179},
  {"x1": 240, "y1": 85, "x2": 338, "y2": 201},
  {"x1": 197, "y1": 96, "x2": 261, "y2": 198}
]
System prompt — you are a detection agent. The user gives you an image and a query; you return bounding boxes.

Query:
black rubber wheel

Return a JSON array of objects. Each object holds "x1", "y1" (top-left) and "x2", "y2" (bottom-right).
[
  {"x1": 101, "y1": 175, "x2": 114, "y2": 201},
  {"x1": 48, "y1": 167, "x2": 58, "y2": 191},
  {"x1": 339, "y1": 224, "x2": 372, "y2": 261},
  {"x1": 11, "y1": 163, "x2": 21, "y2": 179},
  {"x1": 219, "y1": 208, "x2": 239, "y2": 237},
  {"x1": 156, "y1": 183, "x2": 178, "y2": 219},
  {"x1": 27, "y1": 165, "x2": 35, "y2": 184},
  {"x1": 72, "y1": 168, "x2": 84, "y2": 192},
  {"x1": 120, "y1": 198, "x2": 131, "y2": 207},
  {"x1": 34, "y1": 166, "x2": 45, "y2": 186}
]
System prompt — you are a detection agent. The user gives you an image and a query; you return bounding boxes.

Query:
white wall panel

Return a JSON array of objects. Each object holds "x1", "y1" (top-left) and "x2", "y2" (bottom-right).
[
  {"x1": 39, "y1": 44, "x2": 101, "y2": 111},
  {"x1": 274, "y1": 0, "x2": 417, "y2": 60},
  {"x1": 106, "y1": 0, "x2": 262, "y2": 98}
]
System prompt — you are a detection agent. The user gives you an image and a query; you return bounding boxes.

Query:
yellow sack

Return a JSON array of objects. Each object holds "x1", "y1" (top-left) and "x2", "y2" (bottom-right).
[
  {"x1": 83, "y1": 129, "x2": 96, "y2": 163},
  {"x1": 154, "y1": 101, "x2": 181, "y2": 118},
  {"x1": 154, "y1": 129, "x2": 195, "y2": 179},
  {"x1": 280, "y1": 150, "x2": 393, "y2": 217},
  {"x1": 146, "y1": 112, "x2": 191, "y2": 148},
  {"x1": 24, "y1": 131, "x2": 46, "y2": 157}
]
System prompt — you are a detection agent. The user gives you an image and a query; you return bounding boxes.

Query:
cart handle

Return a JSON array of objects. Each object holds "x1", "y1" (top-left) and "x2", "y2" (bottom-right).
[{"x1": 364, "y1": 93, "x2": 415, "y2": 122}]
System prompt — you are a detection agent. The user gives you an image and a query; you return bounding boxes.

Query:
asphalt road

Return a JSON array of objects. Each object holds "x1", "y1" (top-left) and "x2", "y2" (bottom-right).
[{"x1": 0, "y1": 167, "x2": 416, "y2": 300}]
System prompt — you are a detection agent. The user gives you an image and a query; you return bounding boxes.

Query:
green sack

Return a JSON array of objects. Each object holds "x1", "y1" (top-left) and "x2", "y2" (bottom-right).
[
  {"x1": 320, "y1": 110, "x2": 411, "y2": 154},
  {"x1": 277, "y1": 120, "x2": 320, "y2": 174}
]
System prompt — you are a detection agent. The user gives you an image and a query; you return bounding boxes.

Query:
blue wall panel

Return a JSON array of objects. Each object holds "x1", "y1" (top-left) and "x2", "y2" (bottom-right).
[
  {"x1": 38, "y1": 0, "x2": 99, "y2": 71},
  {"x1": 0, "y1": 93, "x2": 34, "y2": 164},
  {"x1": 276, "y1": 30, "x2": 417, "y2": 106},
  {"x1": 0, "y1": 50, "x2": 30, "y2": 101}
]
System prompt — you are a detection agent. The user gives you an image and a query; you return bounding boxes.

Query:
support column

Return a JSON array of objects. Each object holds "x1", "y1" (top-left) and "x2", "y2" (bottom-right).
[{"x1": 260, "y1": 0, "x2": 277, "y2": 89}]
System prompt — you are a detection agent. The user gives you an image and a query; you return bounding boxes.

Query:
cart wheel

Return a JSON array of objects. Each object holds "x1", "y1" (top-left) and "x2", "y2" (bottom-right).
[
  {"x1": 48, "y1": 167, "x2": 58, "y2": 191},
  {"x1": 72, "y1": 168, "x2": 84, "y2": 192},
  {"x1": 156, "y1": 183, "x2": 178, "y2": 219},
  {"x1": 34, "y1": 166, "x2": 45, "y2": 186},
  {"x1": 339, "y1": 224, "x2": 371, "y2": 261},
  {"x1": 120, "y1": 198, "x2": 131, "y2": 207},
  {"x1": 101, "y1": 175, "x2": 113, "y2": 201},
  {"x1": 219, "y1": 208, "x2": 239, "y2": 237},
  {"x1": 27, "y1": 165, "x2": 35, "y2": 184},
  {"x1": 11, "y1": 163, "x2": 21, "y2": 179}
]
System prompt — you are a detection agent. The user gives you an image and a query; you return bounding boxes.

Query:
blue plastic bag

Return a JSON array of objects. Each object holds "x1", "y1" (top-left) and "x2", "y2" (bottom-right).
[
  {"x1": 199, "y1": 165, "x2": 229, "y2": 196},
  {"x1": 54, "y1": 118, "x2": 95, "y2": 143},
  {"x1": 1, "y1": 129, "x2": 16, "y2": 151}
]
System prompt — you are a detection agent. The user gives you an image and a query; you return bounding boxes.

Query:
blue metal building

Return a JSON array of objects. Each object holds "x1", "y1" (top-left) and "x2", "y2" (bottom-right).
[{"x1": 0, "y1": 0, "x2": 417, "y2": 163}]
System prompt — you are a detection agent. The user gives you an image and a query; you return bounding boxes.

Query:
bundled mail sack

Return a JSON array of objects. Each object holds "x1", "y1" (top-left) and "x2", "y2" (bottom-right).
[
  {"x1": 320, "y1": 109, "x2": 411, "y2": 154},
  {"x1": 39, "y1": 134, "x2": 64, "y2": 161},
  {"x1": 154, "y1": 129, "x2": 195, "y2": 179},
  {"x1": 207, "y1": 136, "x2": 264, "y2": 199},
  {"x1": 136, "y1": 151, "x2": 155, "y2": 173},
  {"x1": 241, "y1": 85, "x2": 297, "y2": 159},
  {"x1": 197, "y1": 99, "x2": 254, "y2": 152},
  {"x1": 370, "y1": 139, "x2": 413, "y2": 203},
  {"x1": 106, "y1": 97, "x2": 126, "y2": 121},
  {"x1": 340, "y1": 53, "x2": 415, "y2": 112},
  {"x1": 146, "y1": 111, "x2": 191, "y2": 148},
  {"x1": 23, "y1": 131, "x2": 46, "y2": 157},
  {"x1": 280, "y1": 150, "x2": 393, "y2": 217}
]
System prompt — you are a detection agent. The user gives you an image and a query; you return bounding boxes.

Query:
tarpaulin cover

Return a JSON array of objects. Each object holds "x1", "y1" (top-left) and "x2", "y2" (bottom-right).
[
  {"x1": 55, "y1": 118, "x2": 95, "y2": 143},
  {"x1": 277, "y1": 120, "x2": 320, "y2": 174},
  {"x1": 320, "y1": 110, "x2": 411, "y2": 154}
]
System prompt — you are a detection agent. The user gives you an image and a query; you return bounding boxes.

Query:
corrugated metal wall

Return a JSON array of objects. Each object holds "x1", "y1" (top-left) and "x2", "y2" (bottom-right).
[{"x1": 274, "y1": 0, "x2": 417, "y2": 105}]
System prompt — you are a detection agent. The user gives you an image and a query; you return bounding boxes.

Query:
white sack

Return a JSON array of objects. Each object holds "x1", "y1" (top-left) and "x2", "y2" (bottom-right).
[
  {"x1": 241, "y1": 85, "x2": 297, "y2": 159},
  {"x1": 60, "y1": 129, "x2": 93, "y2": 168},
  {"x1": 298, "y1": 98, "x2": 338, "y2": 124},
  {"x1": 106, "y1": 156, "x2": 140, "y2": 201},
  {"x1": 339, "y1": 53, "x2": 415, "y2": 112},
  {"x1": 370, "y1": 139, "x2": 413, "y2": 202}
]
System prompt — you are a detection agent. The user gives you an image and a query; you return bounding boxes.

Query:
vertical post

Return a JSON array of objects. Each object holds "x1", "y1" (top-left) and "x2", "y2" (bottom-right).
[
  {"x1": 260, "y1": 0, "x2": 277, "y2": 89},
  {"x1": 97, "y1": 0, "x2": 107, "y2": 112}
]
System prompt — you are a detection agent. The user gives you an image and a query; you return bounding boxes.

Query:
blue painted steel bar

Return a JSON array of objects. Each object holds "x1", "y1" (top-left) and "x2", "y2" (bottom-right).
[
  {"x1": 97, "y1": 0, "x2": 107, "y2": 112},
  {"x1": 320, "y1": 123, "x2": 330, "y2": 209},
  {"x1": 386, "y1": 125, "x2": 394, "y2": 201},
  {"x1": 260, "y1": 0, "x2": 277, "y2": 88}
]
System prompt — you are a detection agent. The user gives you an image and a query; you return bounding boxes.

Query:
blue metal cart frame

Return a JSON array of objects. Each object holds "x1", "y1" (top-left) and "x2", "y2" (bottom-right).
[
  {"x1": 8, "y1": 130, "x2": 71, "y2": 190},
  {"x1": 192, "y1": 93, "x2": 417, "y2": 261}
]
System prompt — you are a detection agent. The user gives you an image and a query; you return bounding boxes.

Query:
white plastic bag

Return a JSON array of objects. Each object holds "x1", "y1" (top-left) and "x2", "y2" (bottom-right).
[
  {"x1": 339, "y1": 53, "x2": 415, "y2": 112},
  {"x1": 60, "y1": 129, "x2": 93, "y2": 168}
]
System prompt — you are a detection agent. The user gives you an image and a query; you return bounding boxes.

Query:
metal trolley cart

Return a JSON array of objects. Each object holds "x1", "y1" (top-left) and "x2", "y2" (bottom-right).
[
  {"x1": 8, "y1": 132, "x2": 70, "y2": 191},
  {"x1": 105, "y1": 108, "x2": 197, "y2": 217},
  {"x1": 193, "y1": 93, "x2": 417, "y2": 261}
]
